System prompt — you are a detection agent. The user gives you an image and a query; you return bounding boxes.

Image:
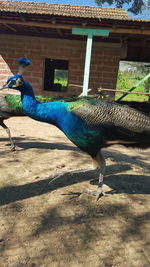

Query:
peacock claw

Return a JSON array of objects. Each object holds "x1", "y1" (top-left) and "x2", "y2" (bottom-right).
[
  {"x1": 86, "y1": 187, "x2": 106, "y2": 200},
  {"x1": 11, "y1": 146, "x2": 16, "y2": 151},
  {"x1": 96, "y1": 187, "x2": 106, "y2": 201}
]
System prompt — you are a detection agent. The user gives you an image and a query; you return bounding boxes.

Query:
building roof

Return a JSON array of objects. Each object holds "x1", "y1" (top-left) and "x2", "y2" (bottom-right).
[
  {"x1": 0, "y1": 1, "x2": 150, "y2": 62},
  {"x1": 0, "y1": 0, "x2": 129, "y2": 20}
]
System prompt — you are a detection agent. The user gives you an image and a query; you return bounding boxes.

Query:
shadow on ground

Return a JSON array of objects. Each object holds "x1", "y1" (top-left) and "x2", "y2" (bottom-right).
[
  {"x1": 0, "y1": 161, "x2": 149, "y2": 206},
  {"x1": 0, "y1": 136, "x2": 79, "y2": 151}
]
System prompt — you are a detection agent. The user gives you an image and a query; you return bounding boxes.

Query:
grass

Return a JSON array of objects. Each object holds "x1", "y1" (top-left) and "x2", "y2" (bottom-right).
[
  {"x1": 115, "y1": 71, "x2": 149, "y2": 102},
  {"x1": 53, "y1": 71, "x2": 150, "y2": 102},
  {"x1": 54, "y1": 78, "x2": 68, "y2": 92}
]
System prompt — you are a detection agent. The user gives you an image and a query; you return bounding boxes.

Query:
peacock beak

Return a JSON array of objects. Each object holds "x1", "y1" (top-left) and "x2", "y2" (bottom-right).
[
  {"x1": 0, "y1": 81, "x2": 10, "y2": 90},
  {"x1": 0, "y1": 84, "x2": 8, "y2": 90}
]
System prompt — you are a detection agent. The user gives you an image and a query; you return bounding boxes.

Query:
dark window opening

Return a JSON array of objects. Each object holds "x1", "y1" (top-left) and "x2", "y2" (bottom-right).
[{"x1": 44, "y1": 59, "x2": 68, "y2": 92}]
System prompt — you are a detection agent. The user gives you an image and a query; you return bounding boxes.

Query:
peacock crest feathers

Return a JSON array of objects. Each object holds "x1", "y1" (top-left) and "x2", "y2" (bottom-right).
[{"x1": 18, "y1": 57, "x2": 31, "y2": 67}]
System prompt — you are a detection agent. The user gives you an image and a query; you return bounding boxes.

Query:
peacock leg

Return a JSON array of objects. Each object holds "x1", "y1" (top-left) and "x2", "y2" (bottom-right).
[
  {"x1": 88, "y1": 150, "x2": 106, "y2": 200},
  {"x1": 96, "y1": 173, "x2": 106, "y2": 200},
  {"x1": 0, "y1": 121, "x2": 16, "y2": 151},
  {"x1": 46, "y1": 151, "x2": 106, "y2": 200},
  {"x1": 97, "y1": 151, "x2": 106, "y2": 200}
]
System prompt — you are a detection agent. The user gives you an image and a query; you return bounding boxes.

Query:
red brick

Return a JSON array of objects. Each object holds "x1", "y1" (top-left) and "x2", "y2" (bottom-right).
[{"x1": 0, "y1": 34, "x2": 120, "y2": 97}]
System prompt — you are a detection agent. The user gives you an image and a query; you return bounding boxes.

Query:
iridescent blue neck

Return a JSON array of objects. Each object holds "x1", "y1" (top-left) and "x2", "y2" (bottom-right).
[
  {"x1": 20, "y1": 80, "x2": 66, "y2": 127},
  {"x1": 21, "y1": 81, "x2": 38, "y2": 118}
]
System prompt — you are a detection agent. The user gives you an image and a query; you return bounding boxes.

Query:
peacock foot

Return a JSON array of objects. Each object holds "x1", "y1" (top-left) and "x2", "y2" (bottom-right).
[
  {"x1": 96, "y1": 186, "x2": 106, "y2": 201},
  {"x1": 86, "y1": 186, "x2": 106, "y2": 200},
  {"x1": 11, "y1": 145, "x2": 16, "y2": 151}
]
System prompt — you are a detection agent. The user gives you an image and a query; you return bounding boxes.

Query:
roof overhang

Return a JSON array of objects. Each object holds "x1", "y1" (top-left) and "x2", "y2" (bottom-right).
[{"x1": 0, "y1": 3, "x2": 150, "y2": 62}]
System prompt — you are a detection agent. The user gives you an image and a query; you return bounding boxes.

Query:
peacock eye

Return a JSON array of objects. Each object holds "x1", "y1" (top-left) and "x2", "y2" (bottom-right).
[{"x1": 11, "y1": 80, "x2": 16, "y2": 85}]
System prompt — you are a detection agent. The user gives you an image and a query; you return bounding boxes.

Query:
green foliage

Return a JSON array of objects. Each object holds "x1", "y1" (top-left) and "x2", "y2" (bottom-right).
[
  {"x1": 95, "y1": 0, "x2": 148, "y2": 14},
  {"x1": 54, "y1": 69, "x2": 68, "y2": 92},
  {"x1": 144, "y1": 78, "x2": 150, "y2": 93},
  {"x1": 54, "y1": 78, "x2": 68, "y2": 92},
  {"x1": 116, "y1": 70, "x2": 130, "y2": 90},
  {"x1": 116, "y1": 70, "x2": 149, "y2": 102},
  {"x1": 135, "y1": 65, "x2": 150, "y2": 93}
]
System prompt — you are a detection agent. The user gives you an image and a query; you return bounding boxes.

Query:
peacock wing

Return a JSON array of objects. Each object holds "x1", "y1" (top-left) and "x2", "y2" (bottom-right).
[{"x1": 70, "y1": 100, "x2": 150, "y2": 133}]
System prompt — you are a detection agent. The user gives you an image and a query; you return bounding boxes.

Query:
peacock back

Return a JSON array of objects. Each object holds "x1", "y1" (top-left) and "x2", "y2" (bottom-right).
[{"x1": 68, "y1": 99, "x2": 150, "y2": 133}]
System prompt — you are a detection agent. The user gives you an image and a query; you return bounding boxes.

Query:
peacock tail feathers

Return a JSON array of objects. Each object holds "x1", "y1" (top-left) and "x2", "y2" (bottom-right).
[
  {"x1": 70, "y1": 100, "x2": 150, "y2": 134},
  {"x1": 5, "y1": 94, "x2": 22, "y2": 113}
]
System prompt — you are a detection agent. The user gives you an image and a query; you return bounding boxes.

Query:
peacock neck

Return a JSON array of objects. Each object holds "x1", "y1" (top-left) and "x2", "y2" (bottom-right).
[
  {"x1": 21, "y1": 81, "x2": 38, "y2": 117},
  {"x1": 20, "y1": 81, "x2": 65, "y2": 127}
]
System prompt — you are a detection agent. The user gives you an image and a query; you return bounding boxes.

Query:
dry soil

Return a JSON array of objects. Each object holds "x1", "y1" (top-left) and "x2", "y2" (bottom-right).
[{"x1": 0, "y1": 117, "x2": 150, "y2": 267}]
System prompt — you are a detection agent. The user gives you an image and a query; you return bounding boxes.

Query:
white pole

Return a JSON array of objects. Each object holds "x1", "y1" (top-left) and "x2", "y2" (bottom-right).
[{"x1": 82, "y1": 34, "x2": 93, "y2": 96}]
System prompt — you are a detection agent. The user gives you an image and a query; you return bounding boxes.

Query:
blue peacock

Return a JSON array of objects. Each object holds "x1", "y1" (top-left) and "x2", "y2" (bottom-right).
[{"x1": 1, "y1": 58, "x2": 150, "y2": 199}]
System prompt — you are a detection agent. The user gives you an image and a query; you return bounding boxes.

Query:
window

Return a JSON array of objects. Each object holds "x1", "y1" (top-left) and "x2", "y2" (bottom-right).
[
  {"x1": 116, "y1": 60, "x2": 150, "y2": 102},
  {"x1": 44, "y1": 59, "x2": 68, "y2": 92}
]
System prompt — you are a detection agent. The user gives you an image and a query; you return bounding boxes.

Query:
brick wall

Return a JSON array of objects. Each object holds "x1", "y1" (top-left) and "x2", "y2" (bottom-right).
[{"x1": 0, "y1": 34, "x2": 121, "y2": 96}]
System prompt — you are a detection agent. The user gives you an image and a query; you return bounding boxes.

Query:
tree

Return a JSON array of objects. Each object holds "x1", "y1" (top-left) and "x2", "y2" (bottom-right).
[{"x1": 94, "y1": 0, "x2": 150, "y2": 15}]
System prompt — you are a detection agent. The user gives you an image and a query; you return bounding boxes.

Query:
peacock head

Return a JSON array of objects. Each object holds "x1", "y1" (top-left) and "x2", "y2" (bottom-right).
[
  {"x1": 1, "y1": 74, "x2": 24, "y2": 90},
  {"x1": 0, "y1": 57, "x2": 31, "y2": 91}
]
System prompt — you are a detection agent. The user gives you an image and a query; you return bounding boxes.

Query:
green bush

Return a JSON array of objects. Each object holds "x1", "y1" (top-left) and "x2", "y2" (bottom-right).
[
  {"x1": 116, "y1": 70, "x2": 130, "y2": 91},
  {"x1": 116, "y1": 70, "x2": 149, "y2": 102}
]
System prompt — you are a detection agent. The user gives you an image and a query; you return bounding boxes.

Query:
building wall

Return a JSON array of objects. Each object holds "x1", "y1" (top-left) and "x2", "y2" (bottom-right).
[{"x1": 0, "y1": 34, "x2": 121, "y2": 96}]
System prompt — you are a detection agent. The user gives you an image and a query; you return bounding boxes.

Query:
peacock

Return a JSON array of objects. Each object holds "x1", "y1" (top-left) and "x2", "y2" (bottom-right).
[
  {"x1": 0, "y1": 94, "x2": 24, "y2": 150},
  {"x1": 1, "y1": 58, "x2": 150, "y2": 199},
  {"x1": 0, "y1": 92, "x2": 55, "y2": 151}
]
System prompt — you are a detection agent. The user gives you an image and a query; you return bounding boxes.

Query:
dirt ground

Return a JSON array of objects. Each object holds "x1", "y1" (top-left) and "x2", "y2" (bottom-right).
[{"x1": 0, "y1": 117, "x2": 150, "y2": 267}]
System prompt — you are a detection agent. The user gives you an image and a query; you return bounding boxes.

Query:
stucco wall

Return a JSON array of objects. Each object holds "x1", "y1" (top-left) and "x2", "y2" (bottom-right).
[{"x1": 0, "y1": 34, "x2": 121, "y2": 96}]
